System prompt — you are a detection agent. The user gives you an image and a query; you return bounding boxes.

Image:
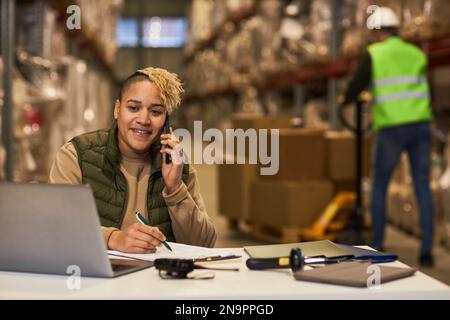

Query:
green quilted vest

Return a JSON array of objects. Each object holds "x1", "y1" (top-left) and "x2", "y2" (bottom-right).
[{"x1": 70, "y1": 123, "x2": 190, "y2": 241}]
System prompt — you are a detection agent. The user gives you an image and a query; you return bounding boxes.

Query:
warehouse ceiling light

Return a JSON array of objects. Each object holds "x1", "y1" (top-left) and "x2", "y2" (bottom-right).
[{"x1": 149, "y1": 17, "x2": 162, "y2": 44}]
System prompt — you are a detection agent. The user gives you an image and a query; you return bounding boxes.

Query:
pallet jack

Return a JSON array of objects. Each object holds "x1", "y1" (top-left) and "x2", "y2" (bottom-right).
[{"x1": 302, "y1": 99, "x2": 370, "y2": 244}]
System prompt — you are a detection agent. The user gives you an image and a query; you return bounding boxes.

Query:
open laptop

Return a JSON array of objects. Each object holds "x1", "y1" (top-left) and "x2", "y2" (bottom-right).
[{"x1": 0, "y1": 183, "x2": 153, "y2": 278}]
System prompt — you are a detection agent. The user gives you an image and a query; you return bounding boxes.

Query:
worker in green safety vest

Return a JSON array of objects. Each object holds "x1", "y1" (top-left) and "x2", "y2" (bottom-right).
[{"x1": 342, "y1": 6, "x2": 434, "y2": 267}]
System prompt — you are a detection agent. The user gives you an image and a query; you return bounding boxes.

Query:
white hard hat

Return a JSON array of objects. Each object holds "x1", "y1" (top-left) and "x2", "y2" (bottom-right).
[{"x1": 366, "y1": 6, "x2": 400, "y2": 29}]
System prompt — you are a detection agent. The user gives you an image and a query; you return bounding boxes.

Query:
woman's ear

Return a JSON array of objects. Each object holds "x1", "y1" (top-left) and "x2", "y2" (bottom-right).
[{"x1": 113, "y1": 99, "x2": 120, "y2": 120}]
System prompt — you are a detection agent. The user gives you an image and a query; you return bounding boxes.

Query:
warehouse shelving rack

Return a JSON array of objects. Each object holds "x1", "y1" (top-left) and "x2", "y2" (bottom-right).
[
  {"x1": 1, "y1": 0, "x2": 15, "y2": 181},
  {"x1": 183, "y1": 1, "x2": 450, "y2": 126},
  {"x1": 46, "y1": 0, "x2": 117, "y2": 80},
  {"x1": 1, "y1": 0, "x2": 119, "y2": 181},
  {"x1": 184, "y1": 1, "x2": 450, "y2": 244},
  {"x1": 184, "y1": 2, "x2": 257, "y2": 64}
]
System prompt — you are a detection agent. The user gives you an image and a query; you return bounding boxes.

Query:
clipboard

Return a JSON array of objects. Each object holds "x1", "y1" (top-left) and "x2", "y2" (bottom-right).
[
  {"x1": 244, "y1": 240, "x2": 354, "y2": 260},
  {"x1": 293, "y1": 260, "x2": 416, "y2": 287}
]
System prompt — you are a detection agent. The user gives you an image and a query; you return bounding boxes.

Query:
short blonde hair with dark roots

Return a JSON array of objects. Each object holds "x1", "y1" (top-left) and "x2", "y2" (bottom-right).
[{"x1": 119, "y1": 67, "x2": 184, "y2": 114}]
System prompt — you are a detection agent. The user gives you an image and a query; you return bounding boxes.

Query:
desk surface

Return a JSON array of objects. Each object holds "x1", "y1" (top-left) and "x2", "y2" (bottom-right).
[{"x1": 1, "y1": 248, "x2": 449, "y2": 300}]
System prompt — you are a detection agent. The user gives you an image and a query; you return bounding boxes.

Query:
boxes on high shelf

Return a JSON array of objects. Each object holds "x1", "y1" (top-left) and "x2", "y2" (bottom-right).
[
  {"x1": 325, "y1": 131, "x2": 372, "y2": 182},
  {"x1": 250, "y1": 179, "x2": 334, "y2": 229},
  {"x1": 218, "y1": 162, "x2": 258, "y2": 221}
]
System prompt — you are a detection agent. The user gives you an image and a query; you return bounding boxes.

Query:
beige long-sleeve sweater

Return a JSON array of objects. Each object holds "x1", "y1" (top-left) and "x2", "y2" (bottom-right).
[{"x1": 48, "y1": 142, "x2": 217, "y2": 248}]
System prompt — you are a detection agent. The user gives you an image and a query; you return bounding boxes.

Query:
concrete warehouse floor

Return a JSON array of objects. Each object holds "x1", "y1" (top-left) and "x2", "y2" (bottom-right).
[{"x1": 194, "y1": 164, "x2": 450, "y2": 286}]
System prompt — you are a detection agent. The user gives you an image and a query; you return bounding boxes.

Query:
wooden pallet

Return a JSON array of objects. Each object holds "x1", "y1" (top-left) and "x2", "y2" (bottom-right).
[{"x1": 248, "y1": 223, "x2": 303, "y2": 244}]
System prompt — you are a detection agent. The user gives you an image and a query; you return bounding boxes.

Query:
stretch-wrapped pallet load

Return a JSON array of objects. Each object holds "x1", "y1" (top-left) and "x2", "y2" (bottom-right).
[
  {"x1": 13, "y1": 51, "x2": 66, "y2": 182},
  {"x1": 341, "y1": 0, "x2": 371, "y2": 58},
  {"x1": 226, "y1": 0, "x2": 255, "y2": 14},
  {"x1": 402, "y1": 0, "x2": 450, "y2": 40},
  {"x1": 186, "y1": 0, "x2": 215, "y2": 55},
  {"x1": 256, "y1": 0, "x2": 284, "y2": 74},
  {"x1": 235, "y1": 86, "x2": 264, "y2": 115},
  {"x1": 305, "y1": 0, "x2": 331, "y2": 63},
  {"x1": 302, "y1": 99, "x2": 330, "y2": 130},
  {"x1": 279, "y1": 0, "x2": 311, "y2": 68}
]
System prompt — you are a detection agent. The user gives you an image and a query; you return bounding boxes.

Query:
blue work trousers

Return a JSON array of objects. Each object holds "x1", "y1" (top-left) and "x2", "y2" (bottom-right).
[{"x1": 371, "y1": 122, "x2": 433, "y2": 255}]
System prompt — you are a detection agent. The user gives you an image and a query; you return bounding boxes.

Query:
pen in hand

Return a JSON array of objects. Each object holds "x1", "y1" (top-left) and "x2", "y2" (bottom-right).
[{"x1": 135, "y1": 211, "x2": 173, "y2": 252}]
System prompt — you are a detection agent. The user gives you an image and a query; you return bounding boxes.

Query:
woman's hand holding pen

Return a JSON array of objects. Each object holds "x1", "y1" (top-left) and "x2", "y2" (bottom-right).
[
  {"x1": 108, "y1": 223, "x2": 167, "y2": 254},
  {"x1": 160, "y1": 127, "x2": 184, "y2": 194}
]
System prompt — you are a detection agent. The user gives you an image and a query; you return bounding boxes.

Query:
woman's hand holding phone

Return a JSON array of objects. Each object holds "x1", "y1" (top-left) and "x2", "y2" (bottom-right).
[{"x1": 160, "y1": 117, "x2": 184, "y2": 194}]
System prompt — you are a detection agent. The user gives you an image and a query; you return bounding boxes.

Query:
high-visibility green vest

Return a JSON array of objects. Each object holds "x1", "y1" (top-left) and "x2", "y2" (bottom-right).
[{"x1": 368, "y1": 36, "x2": 432, "y2": 130}]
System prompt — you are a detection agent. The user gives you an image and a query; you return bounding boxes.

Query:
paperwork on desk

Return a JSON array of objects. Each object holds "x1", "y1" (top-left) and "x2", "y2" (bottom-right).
[{"x1": 108, "y1": 242, "x2": 237, "y2": 261}]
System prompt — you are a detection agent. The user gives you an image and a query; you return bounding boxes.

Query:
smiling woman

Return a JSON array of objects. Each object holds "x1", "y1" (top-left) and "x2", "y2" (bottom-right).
[
  {"x1": 115, "y1": 81, "x2": 166, "y2": 155},
  {"x1": 48, "y1": 67, "x2": 217, "y2": 253}
]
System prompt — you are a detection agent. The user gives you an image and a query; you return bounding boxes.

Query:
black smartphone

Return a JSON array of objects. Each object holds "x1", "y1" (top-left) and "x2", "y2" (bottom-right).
[{"x1": 163, "y1": 114, "x2": 171, "y2": 164}]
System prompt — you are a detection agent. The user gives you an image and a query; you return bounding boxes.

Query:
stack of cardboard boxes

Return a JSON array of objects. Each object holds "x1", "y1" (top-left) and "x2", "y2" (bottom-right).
[
  {"x1": 217, "y1": 160, "x2": 258, "y2": 224},
  {"x1": 218, "y1": 115, "x2": 373, "y2": 237},
  {"x1": 218, "y1": 115, "x2": 292, "y2": 224},
  {"x1": 250, "y1": 128, "x2": 334, "y2": 230}
]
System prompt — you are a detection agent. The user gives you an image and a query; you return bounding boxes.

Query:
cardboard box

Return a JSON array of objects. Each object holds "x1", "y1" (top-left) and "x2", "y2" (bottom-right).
[
  {"x1": 261, "y1": 128, "x2": 327, "y2": 181},
  {"x1": 218, "y1": 163, "x2": 258, "y2": 220},
  {"x1": 231, "y1": 115, "x2": 293, "y2": 131},
  {"x1": 229, "y1": 116, "x2": 293, "y2": 174},
  {"x1": 325, "y1": 131, "x2": 372, "y2": 181},
  {"x1": 250, "y1": 179, "x2": 334, "y2": 228}
]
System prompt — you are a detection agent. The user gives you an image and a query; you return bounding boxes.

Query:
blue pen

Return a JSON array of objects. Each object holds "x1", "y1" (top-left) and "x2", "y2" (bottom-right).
[{"x1": 135, "y1": 211, "x2": 173, "y2": 251}]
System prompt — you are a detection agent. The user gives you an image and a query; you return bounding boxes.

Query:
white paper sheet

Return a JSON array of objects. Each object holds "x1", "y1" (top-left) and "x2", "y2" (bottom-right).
[{"x1": 108, "y1": 242, "x2": 240, "y2": 261}]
